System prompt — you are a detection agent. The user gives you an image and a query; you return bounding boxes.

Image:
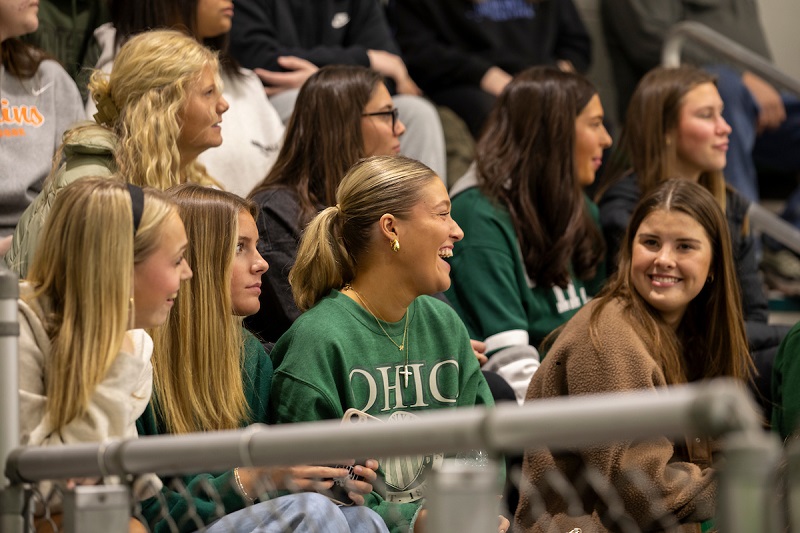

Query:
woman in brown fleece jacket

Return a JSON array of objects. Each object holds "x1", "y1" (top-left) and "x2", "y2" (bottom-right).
[{"x1": 514, "y1": 179, "x2": 754, "y2": 532}]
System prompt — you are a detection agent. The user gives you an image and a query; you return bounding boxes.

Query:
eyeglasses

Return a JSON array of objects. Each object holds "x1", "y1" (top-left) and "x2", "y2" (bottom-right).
[{"x1": 362, "y1": 108, "x2": 399, "y2": 131}]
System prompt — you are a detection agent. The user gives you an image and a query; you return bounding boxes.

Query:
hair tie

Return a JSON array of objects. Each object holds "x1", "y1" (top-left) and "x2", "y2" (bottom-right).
[
  {"x1": 93, "y1": 92, "x2": 120, "y2": 126},
  {"x1": 127, "y1": 184, "x2": 144, "y2": 236}
]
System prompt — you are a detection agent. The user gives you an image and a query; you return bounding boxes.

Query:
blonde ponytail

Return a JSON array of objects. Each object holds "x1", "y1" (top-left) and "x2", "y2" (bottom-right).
[{"x1": 290, "y1": 206, "x2": 354, "y2": 311}]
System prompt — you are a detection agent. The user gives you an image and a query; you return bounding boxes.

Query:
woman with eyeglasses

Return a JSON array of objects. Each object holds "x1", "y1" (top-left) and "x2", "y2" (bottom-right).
[{"x1": 246, "y1": 65, "x2": 406, "y2": 344}]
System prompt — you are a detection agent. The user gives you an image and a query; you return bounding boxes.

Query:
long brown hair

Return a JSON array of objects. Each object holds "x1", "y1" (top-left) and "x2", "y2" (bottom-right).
[
  {"x1": 598, "y1": 66, "x2": 727, "y2": 211},
  {"x1": 249, "y1": 65, "x2": 383, "y2": 225},
  {"x1": 590, "y1": 179, "x2": 752, "y2": 385},
  {"x1": 476, "y1": 66, "x2": 604, "y2": 289},
  {"x1": 1, "y1": 38, "x2": 48, "y2": 78}
]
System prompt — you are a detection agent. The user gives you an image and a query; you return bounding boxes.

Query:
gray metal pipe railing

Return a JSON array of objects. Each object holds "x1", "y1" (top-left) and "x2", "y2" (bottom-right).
[
  {"x1": 748, "y1": 203, "x2": 800, "y2": 255},
  {"x1": 0, "y1": 268, "x2": 23, "y2": 533},
  {"x1": 5, "y1": 379, "x2": 760, "y2": 484},
  {"x1": 0, "y1": 268, "x2": 19, "y2": 488},
  {"x1": 662, "y1": 21, "x2": 800, "y2": 251},
  {"x1": 716, "y1": 431, "x2": 783, "y2": 533},
  {"x1": 662, "y1": 21, "x2": 800, "y2": 98}
]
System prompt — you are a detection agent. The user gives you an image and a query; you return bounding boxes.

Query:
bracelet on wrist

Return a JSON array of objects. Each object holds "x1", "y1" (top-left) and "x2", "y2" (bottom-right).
[{"x1": 234, "y1": 467, "x2": 255, "y2": 502}]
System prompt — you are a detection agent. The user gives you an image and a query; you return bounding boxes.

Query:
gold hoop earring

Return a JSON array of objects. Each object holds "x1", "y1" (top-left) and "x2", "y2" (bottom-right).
[{"x1": 391, "y1": 239, "x2": 400, "y2": 253}]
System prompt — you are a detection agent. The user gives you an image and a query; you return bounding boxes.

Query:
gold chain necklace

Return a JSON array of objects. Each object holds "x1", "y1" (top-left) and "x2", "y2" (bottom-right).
[{"x1": 345, "y1": 285, "x2": 412, "y2": 386}]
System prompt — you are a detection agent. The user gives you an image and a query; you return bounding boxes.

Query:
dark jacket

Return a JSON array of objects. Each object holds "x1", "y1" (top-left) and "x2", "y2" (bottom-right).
[
  {"x1": 391, "y1": 0, "x2": 591, "y2": 94},
  {"x1": 245, "y1": 187, "x2": 310, "y2": 344},
  {"x1": 598, "y1": 172, "x2": 789, "y2": 353},
  {"x1": 229, "y1": 0, "x2": 399, "y2": 72}
]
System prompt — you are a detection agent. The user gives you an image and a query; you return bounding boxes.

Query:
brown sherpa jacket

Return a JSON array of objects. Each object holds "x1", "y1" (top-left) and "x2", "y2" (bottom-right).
[{"x1": 514, "y1": 297, "x2": 715, "y2": 533}]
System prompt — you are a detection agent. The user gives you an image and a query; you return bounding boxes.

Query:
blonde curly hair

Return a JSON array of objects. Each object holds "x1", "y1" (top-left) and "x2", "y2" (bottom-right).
[{"x1": 88, "y1": 29, "x2": 221, "y2": 188}]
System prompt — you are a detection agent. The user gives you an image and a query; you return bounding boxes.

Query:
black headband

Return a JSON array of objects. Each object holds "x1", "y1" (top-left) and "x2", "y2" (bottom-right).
[{"x1": 127, "y1": 184, "x2": 144, "y2": 235}]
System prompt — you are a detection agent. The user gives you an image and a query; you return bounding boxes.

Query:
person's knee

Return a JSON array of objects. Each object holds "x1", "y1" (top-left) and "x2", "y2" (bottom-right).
[
  {"x1": 394, "y1": 95, "x2": 441, "y2": 128},
  {"x1": 259, "y1": 493, "x2": 351, "y2": 532},
  {"x1": 394, "y1": 95, "x2": 447, "y2": 179},
  {"x1": 269, "y1": 88, "x2": 300, "y2": 124},
  {"x1": 340, "y1": 505, "x2": 390, "y2": 533}
]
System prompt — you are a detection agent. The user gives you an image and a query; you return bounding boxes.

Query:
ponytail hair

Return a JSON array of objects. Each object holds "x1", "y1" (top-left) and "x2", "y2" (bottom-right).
[{"x1": 290, "y1": 155, "x2": 438, "y2": 310}]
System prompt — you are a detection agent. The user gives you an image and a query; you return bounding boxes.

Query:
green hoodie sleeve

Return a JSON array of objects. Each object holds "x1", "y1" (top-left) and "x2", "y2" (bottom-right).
[
  {"x1": 136, "y1": 407, "x2": 249, "y2": 533},
  {"x1": 772, "y1": 322, "x2": 800, "y2": 440},
  {"x1": 135, "y1": 329, "x2": 273, "y2": 532}
]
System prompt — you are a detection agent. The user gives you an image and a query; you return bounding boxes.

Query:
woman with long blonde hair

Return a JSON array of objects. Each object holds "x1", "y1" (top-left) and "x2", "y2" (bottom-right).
[
  {"x1": 6, "y1": 29, "x2": 228, "y2": 277},
  {"x1": 85, "y1": 0, "x2": 286, "y2": 197},
  {"x1": 19, "y1": 177, "x2": 192, "y2": 531},
  {"x1": 139, "y1": 184, "x2": 386, "y2": 533}
]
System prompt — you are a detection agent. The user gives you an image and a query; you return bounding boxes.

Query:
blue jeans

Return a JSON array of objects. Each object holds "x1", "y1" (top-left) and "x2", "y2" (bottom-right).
[
  {"x1": 710, "y1": 65, "x2": 800, "y2": 230},
  {"x1": 204, "y1": 492, "x2": 389, "y2": 533}
]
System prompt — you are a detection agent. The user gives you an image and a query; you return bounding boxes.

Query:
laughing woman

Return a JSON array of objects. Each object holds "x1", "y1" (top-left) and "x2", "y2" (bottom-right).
[
  {"x1": 138, "y1": 184, "x2": 386, "y2": 533},
  {"x1": 268, "y1": 156, "x2": 499, "y2": 533},
  {"x1": 514, "y1": 179, "x2": 753, "y2": 531}
]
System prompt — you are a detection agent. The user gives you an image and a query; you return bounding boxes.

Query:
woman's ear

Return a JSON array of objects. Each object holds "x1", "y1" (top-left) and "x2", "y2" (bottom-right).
[{"x1": 378, "y1": 213, "x2": 398, "y2": 244}]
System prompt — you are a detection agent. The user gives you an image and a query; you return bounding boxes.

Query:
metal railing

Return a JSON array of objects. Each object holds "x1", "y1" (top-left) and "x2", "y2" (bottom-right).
[
  {"x1": 662, "y1": 21, "x2": 800, "y2": 251},
  {"x1": 2, "y1": 378, "x2": 780, "y2": 532},
  {"x1": 662, "y1": 21, "x2": 800, "y2": 97},
  {"x1": 0, "y1": 268, "x2": 22, "y2": 533},
  {"x1": 0, "y1": 264, "x2": 788, "y2": 532},
  {"x1": 5, "y1": 380, "x2": 762, "y2": 484},
  {"x1": 749, "y1": 202, "x2": 800, "y2": 255}
]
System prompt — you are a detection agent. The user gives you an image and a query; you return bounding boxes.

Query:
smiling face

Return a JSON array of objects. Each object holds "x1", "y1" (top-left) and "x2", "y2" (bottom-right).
[
  {"x1": 672, "y1": 82, "x2": 731, "y2": 180},
  {"x1": 0, "y1": 0, "x2": 39, "y2": 41},
  {"x1": 133, "y1": 213, "x2": 193, "y2": 329},
  {"x1": 630, "y1": 209, "x2": 713, "y2": 328},
  {"x1": 573, "y1": 93, "x2": 612, "y2": 187},
  {"x1": 196, "y1": 0, "x2": 234, "y2": 39},
  {"x1": 392, "y1": 178, "x2": 464, "y2": 296},
  {"x1": 361, "y1": 83, "x2": 405, "y2": 156},
  {"x1": 177, "y1": 65, "x2": 229, "y2": 163},
  {"x1": 230, "y1": 210, "x2": 269, "y2": 316}
]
